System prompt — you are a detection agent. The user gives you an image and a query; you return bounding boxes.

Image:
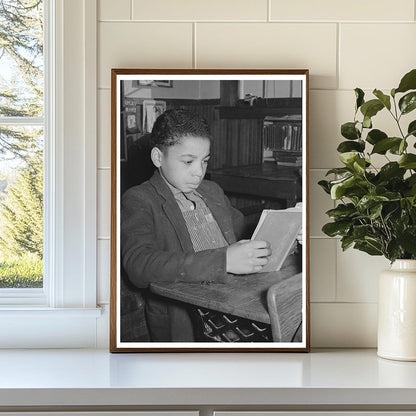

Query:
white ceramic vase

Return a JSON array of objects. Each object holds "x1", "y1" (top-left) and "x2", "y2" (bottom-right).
[{"x1": 378, "y1": 259, "x2": 416, "y2": 361}]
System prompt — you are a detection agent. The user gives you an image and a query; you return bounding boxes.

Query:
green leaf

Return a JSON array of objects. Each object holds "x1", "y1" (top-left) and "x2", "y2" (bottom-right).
[
  {"x1": 318, "y1": 180, "x2": 331, "y2": 194},
  {"x1": 341, "y1": 122, "x2": 360, "y2": 140},
  {"x1": 325, "y1": 167, "x2": 352, "y2": 176},
  {"x1": 341, "y1": 235, "x2": 355, "y2": 251},
  {"x1": 326, "y1": 203, "x2": 357, "y2": 220},
  {"x1": 398, "y1": 227, "x2": 416, "y2": 255},
  {"x1": 399, "y1": 92, "x2": 416, "y2": 115},
  {"x1": 322, "y1": 221, "x2": 351, "y2": 237},
  {"x1": 389, "y1": 138, "x2": 408, "y2": 155},
  {"x1": 360, "y1": 99, "x2": 384, "y2": 119},
  {"x1": 399, "y1": 139, "x2": 408, "y2": 154},
  {"x1": 371, "y1": 137, "x2": 402, "y2": 154},
  {"x1": 369, "y1": 203, "x2": 383, "y2": 219},
  {"x1": 378, "y1": 162, "x2": 406, "y2": 181},
  {"x1": 337, "y1": 140, "x2": 365, "y2": 153},
  {"x1": 405, "y1": 175, "x2": 416, "y2": 198},
  {"x1": 406, "y1": 174, "x2": 416, "y2": 189},
  {"x1": 386, "y1": 240, "x2": 403, "y2": 262},
  {"x1": 366, "y1": 129, "x2": 388, "y2": 145},
  {"x1": 352, "y1": 224, "x2": 374, "y2": 240},
  {"x1": 354, "y1": 241, "x2": 383, "y2": 256},
  {"x1": 363, "y1": 116, "x2": 372, "y2": 129},
  {"x1": 338, "y1": 153, "x2": 370, "y2": 177},
  {"x1": 357, "y1": 195, "x2": 389, "y2": 212},
  {"x1": 373, "y1": 89, "x2": 391, "y2": 110},
  {"x1": 355, "y1": 88, "x2": 365, "y2": 110},
  {"x1": 399, "y1": 153, "x2": 416, "y2": 169},
  {"x1": 330, "y1": 176, "x2": 354, "y2": 199},
  {"x1": 395, "y1": 69, "x2": 416, "y2": 94},
  {"x1": 330, "y1": 175, "x2": 365, "y2": 200},
  {"x1": 407, "y1": 120, "x2": 416, "y2": 137},
  {"x1": 353, "y1": 158, "x2": 367, "y2": 174},
  {"x1": 339, "y1": 151, "x2": 360, "y2": 167}
]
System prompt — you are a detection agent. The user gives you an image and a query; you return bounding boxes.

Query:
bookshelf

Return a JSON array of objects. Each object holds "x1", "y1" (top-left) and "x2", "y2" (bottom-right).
[{"x1": 263, "y1": 115, "x2": 302, "y2": 167}]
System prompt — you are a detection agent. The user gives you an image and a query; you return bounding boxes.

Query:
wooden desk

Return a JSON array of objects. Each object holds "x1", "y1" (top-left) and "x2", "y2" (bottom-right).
[
  {"x1": 209, "y1": 163, "x2": 301, "y2": 208},
  {"x1": 150, "y1": 257, "x2": 302, "y2": 342}
]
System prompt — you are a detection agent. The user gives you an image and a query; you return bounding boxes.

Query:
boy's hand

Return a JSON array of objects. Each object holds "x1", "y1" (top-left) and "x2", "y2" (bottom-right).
[{"x1": 226, "y1": 240, "x2": 271, "y2": 274}]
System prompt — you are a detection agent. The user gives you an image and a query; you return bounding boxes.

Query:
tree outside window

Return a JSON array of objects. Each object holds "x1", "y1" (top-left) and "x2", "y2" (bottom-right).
[{"x1": 0, "y1": 0, "x2": 44, "y2": 288}]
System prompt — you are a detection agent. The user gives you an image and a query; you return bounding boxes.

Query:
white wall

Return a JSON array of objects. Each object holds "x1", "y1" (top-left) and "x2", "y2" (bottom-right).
[{"x1": 96, "y1": 0, "x2": 416, "y2": 348}]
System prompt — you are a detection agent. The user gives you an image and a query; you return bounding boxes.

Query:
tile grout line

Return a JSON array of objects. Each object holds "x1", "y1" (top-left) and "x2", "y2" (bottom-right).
[
  {"x1": 193, "y1": 22, "x2": 197, "y2": 69},
  {"x1": 98, "y1": 19, "x2": 415, "y2": 24},
  {"x1": 311, "y1": 301, "x2": 378, "y2": 305},
  {"x1": 336, "y1": 22, "x2": 341, "y2": 90},
  {"x1": 267, "y1": 0, "x2": 271, "y2": 22},
  {"x1": 333, "y1": 229, "x2": 339, "y2": 302}
]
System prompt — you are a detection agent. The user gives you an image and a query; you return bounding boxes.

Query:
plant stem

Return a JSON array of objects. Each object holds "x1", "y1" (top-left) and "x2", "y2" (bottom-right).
[{"x1": 390, "y1": 96, "x2": 406, "y2": 139}]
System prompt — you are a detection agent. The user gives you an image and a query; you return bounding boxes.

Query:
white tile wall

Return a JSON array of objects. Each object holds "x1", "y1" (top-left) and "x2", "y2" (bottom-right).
[
  {"x1": 98, "y1": 22, "x2": 193, "y2": 88},
  {"x1": 309, "y1": 90, "x2": 355, "y2": 169},
  {"x1": 97, "y1": 239, "x2": 111, "y2": 305},
  {"x1": 98, "y1": 89, "x2": 111, "y2": 168},
  {"x1": 132, "y1": 0, "x2": 269, "y2": 21},
  {"x1": 311, "y1": 303, "x2": 378, "y2": 347},
  {"x1": 96, "y1": 0, "x2": 416, "y2": 347},
  {"x1": 270, "y1": 0, "x2": 415, "y2": 22},
  {"x1": 336, "y1": 246, "x2": 390, "y2": 303},
  {"x1": 309, "y1": 170, "x2": 334, "y2": 237},
  {"x1": 196, "y1": 23, "x2": 338, "y2": 89},
  {"x1": 340, "y1": 24, "x2": 416, "y2": 90},
  {"x1": 97, "y1": 169, "x2": 111, "y2": 239},
  {"x1": 310, "y1": 239, "x2": 336, "y2": 302},
  {"x1": 99, "y1": 0, "x2": 131, "y2": 20}
]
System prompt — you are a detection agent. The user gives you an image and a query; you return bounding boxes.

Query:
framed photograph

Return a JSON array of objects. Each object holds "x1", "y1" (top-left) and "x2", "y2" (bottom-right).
[
  {"x1": 133, "y1": 80, "x2": 173, "y2": 88},
  {"x1": 111, "y1": 69, "x2": 310, "y2": 352},
  {"x1": 142, "y1": 99, "x2": 167, "y2": 133},
  {"x1": 155, "y1": 80, "x2": 172, "y2": 87}
]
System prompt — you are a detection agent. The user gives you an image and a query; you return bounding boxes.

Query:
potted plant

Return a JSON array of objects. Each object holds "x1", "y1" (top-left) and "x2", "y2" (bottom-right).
[{"x1": 319, "y1": 68, "x2": 416, "y2": 361}]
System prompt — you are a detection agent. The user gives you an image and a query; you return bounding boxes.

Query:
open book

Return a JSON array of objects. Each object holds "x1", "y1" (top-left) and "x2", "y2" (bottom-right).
[{"x1": 251, "y1": 205, "x2": 302, "y2": 273}]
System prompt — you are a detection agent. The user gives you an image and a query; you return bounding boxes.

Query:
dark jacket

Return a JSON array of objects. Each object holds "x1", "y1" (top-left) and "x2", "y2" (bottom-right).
[{"x1": 121, "y1": 170, "x2": 244, "y2": 341}]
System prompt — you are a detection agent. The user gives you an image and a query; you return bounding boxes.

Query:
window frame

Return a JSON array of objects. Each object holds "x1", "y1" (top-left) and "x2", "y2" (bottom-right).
[{"x1": 0, "y1": 0, "x2": 100, "y2": 348}]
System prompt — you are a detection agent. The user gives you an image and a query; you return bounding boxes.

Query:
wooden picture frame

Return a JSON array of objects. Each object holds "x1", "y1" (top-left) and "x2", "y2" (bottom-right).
[{"x1": 110, "y1": 69, "x2": 310, "y2": 352}]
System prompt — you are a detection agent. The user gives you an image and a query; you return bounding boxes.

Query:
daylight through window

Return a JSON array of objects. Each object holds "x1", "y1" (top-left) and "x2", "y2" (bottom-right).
[{"x1": 0, "y1": 0, "x2": 44, "y2": 289}]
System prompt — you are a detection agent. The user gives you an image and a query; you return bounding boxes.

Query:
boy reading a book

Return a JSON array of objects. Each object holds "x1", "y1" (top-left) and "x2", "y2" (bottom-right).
[{"x1": 121, "y1": 109, "x2": 271, "y2": 342}]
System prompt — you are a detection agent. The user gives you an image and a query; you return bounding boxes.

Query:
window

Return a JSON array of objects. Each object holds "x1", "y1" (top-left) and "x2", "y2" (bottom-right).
[
  {"x1": 0, "y1": 0, "x2": 100, "y2": 348},
  {"x1": 0, "y1": 0, "x2": 45, "y2": 292}
]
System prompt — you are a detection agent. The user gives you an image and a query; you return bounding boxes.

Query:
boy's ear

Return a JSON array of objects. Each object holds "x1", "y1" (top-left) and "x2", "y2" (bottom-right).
[{"x1": 150, "y1": 147, "x2": 163, "y2": 168}]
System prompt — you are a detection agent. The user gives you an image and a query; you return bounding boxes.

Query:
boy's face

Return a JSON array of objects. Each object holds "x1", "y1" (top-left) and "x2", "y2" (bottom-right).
[{"x1": 152, "y1": 135, "x2": 211, "y2": 193}]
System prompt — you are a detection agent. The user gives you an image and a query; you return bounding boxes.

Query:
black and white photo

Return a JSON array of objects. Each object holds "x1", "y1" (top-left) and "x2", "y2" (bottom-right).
[{"x1": 110, "y1": 69, "x2": 310, "y2": 352}]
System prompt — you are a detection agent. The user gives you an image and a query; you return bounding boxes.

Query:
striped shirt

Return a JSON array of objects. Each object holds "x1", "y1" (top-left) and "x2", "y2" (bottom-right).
[{"x1": 162, "y1": 177, "x2": 228, "y2": 252}]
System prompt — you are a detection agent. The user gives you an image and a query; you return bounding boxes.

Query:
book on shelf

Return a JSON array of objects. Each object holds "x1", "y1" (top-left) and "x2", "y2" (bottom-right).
[
  {"x1": 276, "y1": 160, "x2": 302, "y2": 167},
  {"x1": 273, "y1": 149, "x2": 302, "y2": 167},
  {"x1": 251, "y1": 206, "x2": 302, "y2": 273}
]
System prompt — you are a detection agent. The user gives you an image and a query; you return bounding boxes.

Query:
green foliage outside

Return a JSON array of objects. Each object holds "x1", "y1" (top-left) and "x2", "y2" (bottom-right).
[
  {"x1": 0, "y1": 0, "x2": 44, "y2": 288},
  {"x1": 0, "y1": 252, "x2": 42, "y2": 288},
  {"x1": 319, "y1": 69, "x2": 416, "y2": 263},
  {"x1": 0, "y1": 154, "x2": 43, "y2": 258}
]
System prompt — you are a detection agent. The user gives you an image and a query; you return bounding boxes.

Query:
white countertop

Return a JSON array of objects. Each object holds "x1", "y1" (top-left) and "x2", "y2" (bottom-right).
[{"x1": 0, "y1": 348, "x2": 416, "y2": 408}]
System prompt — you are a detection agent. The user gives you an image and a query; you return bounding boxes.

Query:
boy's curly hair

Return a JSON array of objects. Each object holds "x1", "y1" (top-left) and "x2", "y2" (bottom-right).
[{"x1": 150, "y1": 109, "x2": 211, "y2": 150}]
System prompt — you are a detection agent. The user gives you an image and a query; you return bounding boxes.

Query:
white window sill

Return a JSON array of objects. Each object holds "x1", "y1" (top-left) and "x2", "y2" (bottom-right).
[
  {"x1": 0, "y1": 306, "x2": 102, "y2": 316},
  {"x1": 0, "y1": 307, "x2": 103, "y2": 348},
  {"x1": 0, "y1": 349, "x2": 415, "y2": 410}
]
